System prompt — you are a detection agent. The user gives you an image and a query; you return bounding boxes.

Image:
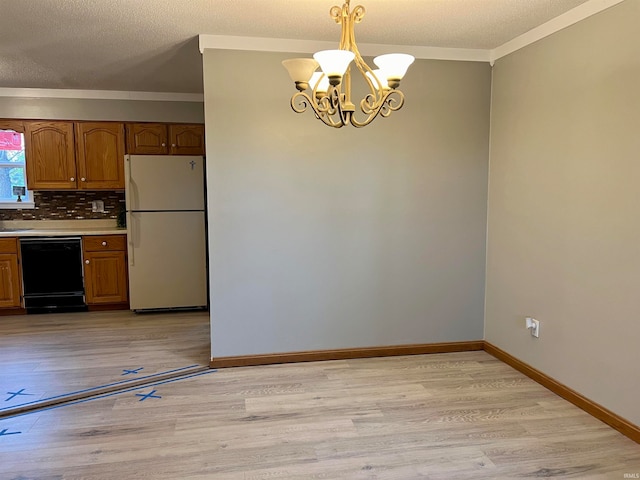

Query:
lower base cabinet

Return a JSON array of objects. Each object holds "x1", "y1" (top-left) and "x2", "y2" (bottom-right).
[
  {"x1": 82, "y1": 235, "x2": 128, "y2": 305},
  {"x1": 0, "y1": 238, "x2": 22, "y2": 309}
]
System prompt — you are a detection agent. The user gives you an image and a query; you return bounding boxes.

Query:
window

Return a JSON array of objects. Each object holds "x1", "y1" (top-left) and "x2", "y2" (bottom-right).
[{"x1": 0, "y1": 129, "x2": 34, "y2": 209}]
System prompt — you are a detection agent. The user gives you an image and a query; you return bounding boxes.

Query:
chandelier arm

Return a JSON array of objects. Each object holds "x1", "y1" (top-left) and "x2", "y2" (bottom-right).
[
  {"x1": 317, "y1": 93, "x2": 338, "y2": 117},
  {"x1": 349, "y1": 90, "x2": 405, "y2": 128},
  {"x1": 290, "y1": 91, "x2": 315, "y2": 114},
  {"x1": 360, "y1": 92, "x2": 382, "y2": 115},
  {"x1": 318, "y1": 112, "x2": 345, "y2": 128},
  {"x1": 346, "y1": 4, "x2": 366, "y2": 50},
  {"x1": 341, "y1": 3, "x2": 385, "y2": 112},
  {"x1": 291, "y1": 91, "x2": 345, "y2": 128},
  {"x1": 378, "y1": 90, "x2": 405, "y2": 118},
  {"x1": 330, "y1": 5, "x2": 342, "y2": 24},
  {"x1": 329, "y1": 88, "x2": 349, "y2": 126}
]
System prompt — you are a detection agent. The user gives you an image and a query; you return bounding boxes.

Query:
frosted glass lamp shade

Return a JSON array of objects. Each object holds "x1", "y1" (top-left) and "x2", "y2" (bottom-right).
[
  {"x1": 309, "y1": 72, "x2": 329, "y2": 94},
  {"x1": 373, "y1": 53, "x2": 415, "y2": 87},
  {"x1": 313, "y1": 50, "x2": 355, "y2": 85},
  {"x1": 365, "y1": 69, "x2": 389, "y2": 90},
  {"x1": 282, "y1": 58, "x2": 319, "y2": 90}
]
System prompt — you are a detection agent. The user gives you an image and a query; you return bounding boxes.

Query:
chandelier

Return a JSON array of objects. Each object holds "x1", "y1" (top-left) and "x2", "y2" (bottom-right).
[{"x1": 282, "y1": 0, "x2": 415, "y2": 128}]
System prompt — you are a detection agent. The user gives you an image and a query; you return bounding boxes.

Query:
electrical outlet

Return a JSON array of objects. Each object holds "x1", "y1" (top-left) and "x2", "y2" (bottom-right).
[
  {"x1": 91, "y1": 200, "x2": 105, "y2": 213},
  {"x1": 525, "y1": 317, "x2": 540, "y2": 338}
]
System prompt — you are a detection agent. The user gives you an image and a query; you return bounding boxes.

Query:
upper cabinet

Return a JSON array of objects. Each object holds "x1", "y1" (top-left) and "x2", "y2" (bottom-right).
[
  {"x1": 25, "y1": 121, "x2": 125, "y2": 191},
  {"x1": 125, "y1": 123, "x2": 167, "y2": 155},
  {"x1": 75, "y1": 122, "x2": 125, "y2": 190},
  {"x1": 126, "y1": 123, "x2": 205, "y2": 155},
  {"x1": 169, "y1": 124, "x2": 205, "y2": 155},
  {"x1": 25, "y1": 121, "x2": 77, "y2": 190},
  {"x1": 16, "y1": 119, "x2": 203, "y2": 191},
  {"x1": 0, "y1": 120, "x2": 25, "y2": 133}
]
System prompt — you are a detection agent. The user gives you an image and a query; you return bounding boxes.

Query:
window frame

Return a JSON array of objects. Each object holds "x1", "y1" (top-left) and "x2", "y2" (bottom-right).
[{"x1": 0, "y1": 121, "x2": 35, "y2": 210}]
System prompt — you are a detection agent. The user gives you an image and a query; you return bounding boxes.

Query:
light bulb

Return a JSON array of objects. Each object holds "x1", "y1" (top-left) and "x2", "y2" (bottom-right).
[
  {"x1": 309, "y1": 72, "x2": 329, "y2": 94},
  {"x1": 373, "y1": 53, "x2": 415, "y2": 88},
  {"x1": 313, "y1": 50, "x2": 355, "y2": 86},
  {"x1": 365, "y1": 69, "x2": 389, "y2": 91},
  {"x1": 282, "y1": 58, "x2": 319, "y2": 91}
]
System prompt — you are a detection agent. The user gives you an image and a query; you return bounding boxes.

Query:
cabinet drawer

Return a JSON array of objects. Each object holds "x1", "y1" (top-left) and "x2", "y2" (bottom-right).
[
  {"x1": 0, "y1": 237, "x2": 18, "y2": 254},
  {"x1": 83, "y1": 235, "x2": 126, "y2": 252}
]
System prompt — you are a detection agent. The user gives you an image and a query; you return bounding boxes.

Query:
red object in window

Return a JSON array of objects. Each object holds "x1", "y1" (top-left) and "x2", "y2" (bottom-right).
[{"x1": 0, "y1": 131, "x2": 23, "y2": 150}]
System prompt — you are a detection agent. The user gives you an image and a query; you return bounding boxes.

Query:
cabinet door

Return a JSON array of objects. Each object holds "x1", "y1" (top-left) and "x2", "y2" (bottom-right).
[
  {"x1": 169, "y1": 124, "x2": 205, "y2": 155},
  {"x1": 0, "y1": 253, "x2": 21, "y2": 308},
  {"x1": 25, "y1": 121, "x2": 77, "y2": 189},
  {"x1": 0, "y1": 120, "x2": 24, "y2": 133},
  {"x1": 84, "y1": 251, "x2": 128, "y2": 304},
  {"x1": 75, "y1": 122, "x2": 125, "y2": 189},
  {"x1": 125, "y1": 123, "x2": 168, "y2": 155}
]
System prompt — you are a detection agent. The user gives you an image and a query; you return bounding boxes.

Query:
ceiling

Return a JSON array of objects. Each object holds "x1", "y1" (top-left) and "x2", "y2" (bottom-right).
[{"x1": 0, "y1": 0, "x2": 593, "y2": 95}]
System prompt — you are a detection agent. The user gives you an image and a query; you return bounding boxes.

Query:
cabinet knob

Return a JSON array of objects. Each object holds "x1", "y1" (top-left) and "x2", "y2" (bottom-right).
[
  {"x1": 70, "y1": 177, "x2": 75, "y2": 181},
  {"x1": 81, "y1": 177, "x2": 86, "y2": 182},
  {"x1": 161, "y1": 142, "x2": 166, "y2": 147},
  {"x1": 102, "y1": 241, "x2": 107, "y2": 247},
  {"x1": 172, "y1": 143, "x2": 176, "y2": 148},
  {"x1": 85, "y1": 260, "x2": 90, "y2": 264}
]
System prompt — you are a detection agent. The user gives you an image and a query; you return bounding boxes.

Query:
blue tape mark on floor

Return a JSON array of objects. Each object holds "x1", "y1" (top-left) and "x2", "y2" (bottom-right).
[
  {"x1": 0, "y1": 428, "x2": 22, "y2": 436},
  {"x1": 122, "y1": 367, "x2": 144, "y2": 375},
  {"x1": 0, "y1": 364, "x2": 201, "y2": 412},
  {"x1": 5, "y1": 389, "x2": 34, "y2": 402},
  {"x1": 3, "y1": 369, "x2": 217, "y2": 420},
  {"x1": 135, "y1": 389, "x2": 161, "y2": 401}
]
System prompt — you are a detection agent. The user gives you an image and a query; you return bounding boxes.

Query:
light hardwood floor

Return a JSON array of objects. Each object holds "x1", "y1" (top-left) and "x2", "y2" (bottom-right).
[
  {"x1": 0, "y1": 310, "x2": 210, "y2": 415},
  {"x1": 0, "y1": 311, "x2": 639, "y2": 478}
]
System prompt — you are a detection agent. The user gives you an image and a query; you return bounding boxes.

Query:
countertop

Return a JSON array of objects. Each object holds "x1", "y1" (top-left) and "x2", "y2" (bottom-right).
[{"x1": 0, "y1": 220, "x2": 126, "y2": 238}]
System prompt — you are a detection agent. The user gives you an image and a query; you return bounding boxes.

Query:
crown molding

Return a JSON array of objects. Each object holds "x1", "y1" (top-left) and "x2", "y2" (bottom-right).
[
  {"x1": 200, "y1": 0, "x2": 624, "y2": 65},
  {"x1": 0, "y1": 88, "x2": 203, "y2": 102},
  {"x1": 198, "y1": 35, "x2": 490, "y2": 62},
  {"x1": 490, "y1": 0, "x2": 626, "y2": 63},
  {"x1": 0, "y1": 0, "x2": 621, "y2": 101}
]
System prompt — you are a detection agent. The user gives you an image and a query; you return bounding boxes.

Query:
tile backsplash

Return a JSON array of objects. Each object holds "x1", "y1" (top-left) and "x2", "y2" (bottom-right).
[{"x1": 0, "y1": 191, "x2": 125, "y2": 221}]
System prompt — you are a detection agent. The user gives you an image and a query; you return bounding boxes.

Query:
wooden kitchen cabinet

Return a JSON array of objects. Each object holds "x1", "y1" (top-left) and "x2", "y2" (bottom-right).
[
  {"x1": 0, "y1": 120, "x2": 25, "y2": 133},
  {"x1": 75, "y1": 122, "x2": 125, "y2": 189},
  {"x1": 126, "y1": 123, "x2": 205, "y2": 155},
  {"x1": 0, "y1": 238, "x2": 22, "y2": 309},
  {"x1": 25, "y1": 121, "x2": 125, "y2": 190},
  {"x1": 125, "y1": 123, "x2": 168, "y2": 155},
  {"x1": 169, "y1": 124, "x2": 205, "y2": 155},
  {"x1": 25, "y1": 121, "x2": 77, "y2": 190},
  {"x1": 83, "y1": 235, "x2": 128, "y2": 306}
]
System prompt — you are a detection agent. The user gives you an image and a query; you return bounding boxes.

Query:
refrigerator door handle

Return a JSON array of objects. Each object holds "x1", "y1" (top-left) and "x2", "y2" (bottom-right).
[
  {"x1": 124, "y1": 155, "x2": 134, "y2": 267},
  {"x1": 125, "y1": 155, "x2": 135, "y2": 212},
  {"x1": 127, "y1": 212, "x2": 135, "y2": 267}
]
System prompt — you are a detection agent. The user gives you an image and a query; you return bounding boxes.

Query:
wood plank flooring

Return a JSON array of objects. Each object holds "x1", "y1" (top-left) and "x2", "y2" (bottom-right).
[
  {"x1": 0, "y1": 310, "x2": 210, "y2": 414},
  {"x1": 1, "y1": 311, "x2": 639, "y2": 478}
]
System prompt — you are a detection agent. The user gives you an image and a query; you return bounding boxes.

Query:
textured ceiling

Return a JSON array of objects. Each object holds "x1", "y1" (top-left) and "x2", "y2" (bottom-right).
[{"x1": 0, "y1": 0, "x2": 592, "y2": 94}]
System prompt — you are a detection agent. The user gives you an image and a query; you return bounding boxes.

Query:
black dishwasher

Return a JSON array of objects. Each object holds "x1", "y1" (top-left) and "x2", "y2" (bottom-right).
[{"x1": 20, "y1": 237, "x2": 87, "y2": 313}]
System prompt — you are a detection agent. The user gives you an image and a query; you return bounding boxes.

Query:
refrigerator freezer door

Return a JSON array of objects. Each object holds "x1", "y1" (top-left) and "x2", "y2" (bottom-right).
[
  {"x1": 125, "y1": 155, "x2": 205, "y2": 212},
  {"x1": 128, "y1": 211, "x2": 207, "y2": 310}
]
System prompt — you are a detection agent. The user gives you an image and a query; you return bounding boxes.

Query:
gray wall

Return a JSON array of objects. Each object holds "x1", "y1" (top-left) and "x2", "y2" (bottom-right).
[
  {"x1": 204, "y1": 49, "x2": 490, "y2": 357},
  {"x1": 486, "y1": 0, "x2": 640, "y2": 425},
  {"x1": 0, "y1": 97, "x2": 203, "y2": 123}
]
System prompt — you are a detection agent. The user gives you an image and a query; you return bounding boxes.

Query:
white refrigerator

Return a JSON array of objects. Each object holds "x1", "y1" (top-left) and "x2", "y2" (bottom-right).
[{"x1": 124, "y1": 154, "x2": 208, "y2": 311}]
